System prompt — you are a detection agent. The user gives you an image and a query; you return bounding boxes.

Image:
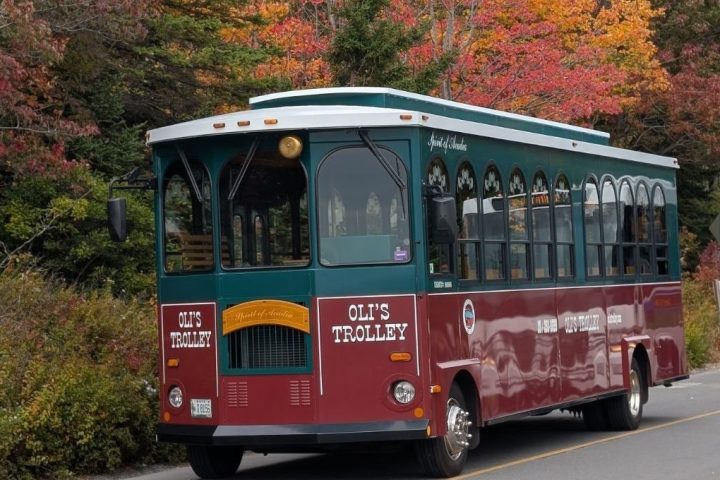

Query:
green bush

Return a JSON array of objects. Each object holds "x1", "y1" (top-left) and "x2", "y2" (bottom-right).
[
  {"x1": 0, "y1": 269, "x2": 182, "y2": 479},
  {"x1": 683, "y1": 278, "x2": 720, "y2": 369}
]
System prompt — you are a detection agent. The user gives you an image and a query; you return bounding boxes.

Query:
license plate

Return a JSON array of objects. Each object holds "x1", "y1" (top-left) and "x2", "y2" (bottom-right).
[{"x1": 190, "y1": 399, "x2": 212, "y2": 418}]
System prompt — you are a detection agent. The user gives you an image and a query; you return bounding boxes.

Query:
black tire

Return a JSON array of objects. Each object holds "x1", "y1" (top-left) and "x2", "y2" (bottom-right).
[
  {"x1": 415, "y1": 383, "x2": 471, "y2": 478},
  {"x1": 582, "y1": 400, "x2": 609, "y2": 431},
  {"x1": 187, "y1": 445, "x2": 243, "y2": 479},
  {"x1": 605, "y1": 357, "x2": 644, "y2": 431}
]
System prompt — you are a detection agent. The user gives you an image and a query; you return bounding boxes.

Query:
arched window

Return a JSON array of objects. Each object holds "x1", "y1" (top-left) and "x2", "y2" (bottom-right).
[
  {"x1": 483, "y1": 165, "x2": 505, "y2": 280},
  {"x1": 554, "y1": 174, "x2": 573, "y2": 278},
  {"x1": 427, "y1": 157, "x2": 450, "y2": 274},
  {"x1": 428, "y1": 157, "x2": 449, "y2": 192},
  {"x1": 619, "y1": 180, "x2": 636, "y2": 276},
  {"x1": 601, "y1": 178, "x2": 619, "y2": 276},
  {"x1": 508, "y1": 167, "x2": 529, "y2": 280},
  {"x1": 456, "y1": 162, "x2": 479, "y2": 280},
  {"x1": 583, "y1": 178, "x2": 601, "y2": 277},
  {"x1": 653, "y1": 186, "x2": 669, "y2": 275},
  {"x1": 531, "y1": 171, "x2": 552, "y2": 279},
  {"x1": 636, "y1": 183, "x2": 652, "y2": 275}
]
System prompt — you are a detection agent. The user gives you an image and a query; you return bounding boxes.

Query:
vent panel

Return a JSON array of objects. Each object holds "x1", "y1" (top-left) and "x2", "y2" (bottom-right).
[
  {"x1": 226, "y1": 381, "x2": 249, "y2": 408},
  {"x1": 227, "y1": 325, "x2": 308, "y2": 370},
  {"x1": 289, "y1": 380, "x2": 311, "y2": 406}
]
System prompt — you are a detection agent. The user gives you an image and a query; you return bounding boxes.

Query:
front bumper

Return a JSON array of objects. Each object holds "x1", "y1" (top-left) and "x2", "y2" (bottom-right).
[{"x1": 157, "y1": 420, "x2": 429, "y2": 446}]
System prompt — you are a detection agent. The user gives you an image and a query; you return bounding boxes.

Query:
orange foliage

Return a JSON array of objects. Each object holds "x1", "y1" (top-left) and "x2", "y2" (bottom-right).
[{"x1": 232, "y1": 0, "x2": 666, "y2": 122}]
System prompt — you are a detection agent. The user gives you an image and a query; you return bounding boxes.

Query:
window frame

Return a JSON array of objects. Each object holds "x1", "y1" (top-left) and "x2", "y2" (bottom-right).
[
  {"x1": 583, "y1": 176, "x2": 602, "y2": 279},
  {"x1": 652, "y1": 184, "x2": 670, "y2": 277},
  {"x1": 530, "y1": 170, "x2": 553, "y2": 281},
  {"x1": 618, "y1": 179, "x2": 637, "y2": 277},
  {"x1": 218, "y1": 144, "x2": 311, "y2": 271},
  {"x1": 636, "y1": 182, "x2": 653, "y2": 276},
  {"x1": 456, "y1": 160, "x2": 480, "y2": 282},
  {"x1": 600, "y1": 176, "x2": 620, "y2": 278},
  {"x1": 316, "y1": 144, "x2": 413, "y2": 268},
  {"x1": 554, "y1": 172, "x2": 574, "y2": 280},
  {"x1": 161, "y1": 156, "x2": 215, "y2": 274},
  {"x1": 481, "y1": 163, "x2": 507, "y2": 282},
  {"x1": 508, "y1": 166, "x2": 530, "y2": 281}
]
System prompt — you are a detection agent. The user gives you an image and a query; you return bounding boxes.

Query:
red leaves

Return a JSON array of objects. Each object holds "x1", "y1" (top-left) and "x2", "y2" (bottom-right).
[
  {"x1": 695, "y1": 242, "x2": 720, "y2": 285},
  {"x1": 0, "y1": 0, "x2": 148, "y2": 179}
]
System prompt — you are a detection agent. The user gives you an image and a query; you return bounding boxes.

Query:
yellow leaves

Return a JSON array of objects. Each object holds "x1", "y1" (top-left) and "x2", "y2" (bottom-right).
[
  {"x1": 525, "y1": 0, "x2": 669, "y2": 101},
  {"x1": 49, "y1": 196, "x2": 89, "y2": 222}
]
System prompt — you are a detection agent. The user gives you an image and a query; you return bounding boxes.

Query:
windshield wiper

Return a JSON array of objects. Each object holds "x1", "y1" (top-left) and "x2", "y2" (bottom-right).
[
  {"x1": 175, "y1": 145, "x2": 203, "y2": 204},
  {"x1": 227, "y1": 137, "x2": 260, "y2": 201},
  {"x1": 358, "y1": 130, "x2": 407, "y2": 219}
]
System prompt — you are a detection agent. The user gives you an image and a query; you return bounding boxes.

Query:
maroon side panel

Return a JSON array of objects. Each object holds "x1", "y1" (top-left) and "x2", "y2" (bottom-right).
[
  {"x1": 641, "y1": 283, "x2": 686, "y2": 382},
  {"x1": 316, "y1": 295, "x2": 422, "y2": 423},
  {"x1": 428, "y1": 289, "x2": 560, "y2": 420},
  {"x1": 160, "y1": 303, "x2": 218, "y2": 425},
  {"x1": 557, "y1": 286, "x2": 611, "y2": 400}
]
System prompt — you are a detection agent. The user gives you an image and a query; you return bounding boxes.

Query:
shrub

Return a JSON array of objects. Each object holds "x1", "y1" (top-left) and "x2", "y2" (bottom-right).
[
  {"x1": 683, "y1": 241, "x2": 720, "y2": 369},
  {"x1": 0, "y1": 269, "x2": 181, "y2": 479}
]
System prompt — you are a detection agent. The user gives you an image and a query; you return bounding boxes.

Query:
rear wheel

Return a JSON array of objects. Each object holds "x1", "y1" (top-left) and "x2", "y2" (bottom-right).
[
  {"x1": 187, "y1": 445, "x2": 243, "y2": 479},
  {"x1": 605, "y1": 357, "x2": 644, "y2": 430},
  {"x1": 415, "y1": 383, "x2": 472, "y2": 478}
]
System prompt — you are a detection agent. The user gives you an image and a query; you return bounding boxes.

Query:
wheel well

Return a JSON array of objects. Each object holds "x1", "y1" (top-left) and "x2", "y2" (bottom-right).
[
  {"x1": 633, "y1": 345, "x2": 651, "y2": 404},
  {"x1": 453, "y1": 370, "x2": 480, "y2": 425}
]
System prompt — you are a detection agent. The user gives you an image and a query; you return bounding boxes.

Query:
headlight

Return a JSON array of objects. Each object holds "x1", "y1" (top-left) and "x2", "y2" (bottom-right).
[
  {"x1": 392, "y1": 381, "x2": 416, "y2": 404},
  {"x1": 168, "y1": 386, "x2": 183, "y2": 408}
]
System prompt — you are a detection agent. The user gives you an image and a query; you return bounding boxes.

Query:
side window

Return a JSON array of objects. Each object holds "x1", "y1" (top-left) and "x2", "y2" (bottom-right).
[
  {"x1": 554, "y1": 174, "x2": 574, "y2": 278},
  {"x1": 619, "y1": 180, "x2": 636, "y2": 276},
  {"x1": 636, "y1": 183, "x2": 652, "y2": 275},
  {"x1": 163, "y1": 159, "x2": 213, "y2": 272},
  {"x1": 653, "y1": 186, "x2": 669, "y2": 275},
  {"x1": 427, "y1": 157, "x2": 451, "y2": 274},
  {"x1": 601, "y1": 178, "x2": 620, "y2": 276},
  {"x1": 508, "y1": 168, "x2": 529, "y2": 280},
  {"x1": 531, "y1": 171, "x2": 552, "y2": 280},
  {"x1": 456, "y1": 162, "x2": 479, "y2": 280},
  {"x1": 483, "y1": 165, "x2": 506, "y2": 280},
  {"x1": 583, "y1": 178, "x2": 601, "y2": 277}
]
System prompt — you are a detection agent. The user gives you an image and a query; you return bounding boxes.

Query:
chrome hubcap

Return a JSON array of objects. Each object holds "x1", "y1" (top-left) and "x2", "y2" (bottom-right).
[
  {"x1": 629, "y1": 369, "x2": 641, "y2": 417},
  {"x1": 444, "y1": 398, "x2": 472, "y2": 460}
]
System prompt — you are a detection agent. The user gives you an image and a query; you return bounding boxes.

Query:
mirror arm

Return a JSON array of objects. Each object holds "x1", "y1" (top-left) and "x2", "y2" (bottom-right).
[{"x1": 109, "y1": 170, "x2": 157, "y2": 199}]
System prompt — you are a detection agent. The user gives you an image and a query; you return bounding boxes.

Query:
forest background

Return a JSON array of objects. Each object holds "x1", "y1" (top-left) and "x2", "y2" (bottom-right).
[{"x1": 0, "y1": 0, "x2": 719, "y2": 478}]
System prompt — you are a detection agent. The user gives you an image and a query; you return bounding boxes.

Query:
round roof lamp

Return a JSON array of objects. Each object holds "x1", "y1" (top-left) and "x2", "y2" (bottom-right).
[{"x1": 279, "y1": 135, "x2": 303, "y2": 159}]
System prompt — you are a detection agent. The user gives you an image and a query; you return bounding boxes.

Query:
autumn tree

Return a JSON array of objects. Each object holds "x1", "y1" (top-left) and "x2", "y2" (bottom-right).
[
  {"x1": 327, "y1": 0, "x2": 453, "y2": 91},
  {"x1": 604, "y1": 0, "x2": 720, "y2": 251}
]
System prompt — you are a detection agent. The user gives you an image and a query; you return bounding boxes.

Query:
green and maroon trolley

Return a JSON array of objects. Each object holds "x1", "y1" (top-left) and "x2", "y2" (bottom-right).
[{"x1": 109, "y1": 88, "x2": 688, "y2": 478}]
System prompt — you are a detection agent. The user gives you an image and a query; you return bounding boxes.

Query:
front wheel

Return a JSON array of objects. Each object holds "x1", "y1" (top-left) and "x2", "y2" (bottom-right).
[
  {"x1": 415, "y1": 383, "x2": 472, "y2": 478},
  {"x1": 605, "y1": 357, "x2": 644, "y2": 430},
  {"x1": 187, "y1": 445, "x2": 243, "y2": 479}
]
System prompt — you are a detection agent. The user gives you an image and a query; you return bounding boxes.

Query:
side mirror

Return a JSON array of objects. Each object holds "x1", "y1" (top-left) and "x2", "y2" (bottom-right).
[
  {"x1": 107, "y1": 197, "x2": 127, "y2": 242},
  {"x1": 430, "y1": 195, "x2": 458, "y2": 244}
]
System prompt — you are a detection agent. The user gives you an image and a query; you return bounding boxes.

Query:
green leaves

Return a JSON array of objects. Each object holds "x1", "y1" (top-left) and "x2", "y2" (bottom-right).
[
  {"x1": 0, "y1": 270, "x2": 176, "y2": 478},
  {"x1": 327, "y1": 0, "x2": 452, "y2": 93}
]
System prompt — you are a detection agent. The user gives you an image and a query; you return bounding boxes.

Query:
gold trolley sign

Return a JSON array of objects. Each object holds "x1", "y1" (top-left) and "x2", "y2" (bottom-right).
[{"x1": 222, "y1": 299, "x2": 310, "y2": 335}]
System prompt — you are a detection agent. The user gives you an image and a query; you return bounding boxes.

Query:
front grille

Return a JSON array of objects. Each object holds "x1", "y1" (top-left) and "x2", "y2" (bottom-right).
[{"x1": 227, "y1": 325, "x2": 308, "y2": 370}]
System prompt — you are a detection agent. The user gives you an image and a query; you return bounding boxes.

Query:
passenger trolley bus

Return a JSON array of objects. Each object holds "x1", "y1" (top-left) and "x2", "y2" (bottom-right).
[{"x1": 108, "y1": 87, "x2": 688, "y2": 478}]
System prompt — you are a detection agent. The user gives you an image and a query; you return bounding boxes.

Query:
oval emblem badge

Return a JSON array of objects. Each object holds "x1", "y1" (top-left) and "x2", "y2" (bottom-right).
[{"x1": 462, "y1": 299, "x2": 475, "y2": 335}]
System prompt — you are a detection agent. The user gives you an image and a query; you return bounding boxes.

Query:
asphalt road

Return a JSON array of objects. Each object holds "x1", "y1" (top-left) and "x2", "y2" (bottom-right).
[{"x1": 122, "y1": 366, "x2": 720, "y2": 480}]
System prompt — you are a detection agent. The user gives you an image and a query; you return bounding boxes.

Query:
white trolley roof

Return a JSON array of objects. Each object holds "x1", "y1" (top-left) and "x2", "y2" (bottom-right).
[{"x1": 146, "y1": 89, "x2": 678, "y2": 170}]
